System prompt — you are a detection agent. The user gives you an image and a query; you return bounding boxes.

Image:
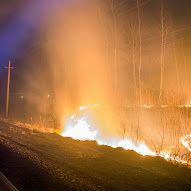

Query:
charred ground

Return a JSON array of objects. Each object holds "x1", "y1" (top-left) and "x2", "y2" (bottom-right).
[{"x1": 0, "y1": 121, "x2": 191, "y2": 191}]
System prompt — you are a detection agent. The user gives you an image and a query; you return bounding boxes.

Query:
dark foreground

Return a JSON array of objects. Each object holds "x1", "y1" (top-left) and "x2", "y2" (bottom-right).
[{"x1": 0, "y1": 121, "x2": 191, "y2": 191}]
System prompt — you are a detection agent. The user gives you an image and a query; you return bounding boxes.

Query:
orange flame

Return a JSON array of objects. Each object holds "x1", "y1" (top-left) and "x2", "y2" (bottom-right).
[
  {"x1": 61, "y1": 105, "x2": 191, "y2": 165},
  {"x1": 61, "y1": 105, "x2": 155, "y2": 156}
]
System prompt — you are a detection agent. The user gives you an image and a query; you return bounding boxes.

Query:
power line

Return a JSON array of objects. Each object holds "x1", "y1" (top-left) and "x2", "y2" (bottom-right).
[
  {"x1": 142, "y1": 26, "x2": 191, "y2": 43},
  {"x1": 118, "y1": 0, "x2": 153, "y2": 17},
  {"x1": 114, "y1": 0, "x2": 129, "y2": 9},
  {"x1": 142, "y1": 36, "x2": 191, "y2": 52}
]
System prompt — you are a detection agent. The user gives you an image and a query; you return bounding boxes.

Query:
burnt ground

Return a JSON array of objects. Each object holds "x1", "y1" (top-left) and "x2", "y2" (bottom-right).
[{"x1": 0, "y1": 121, "x2": 191, "y2": 191}]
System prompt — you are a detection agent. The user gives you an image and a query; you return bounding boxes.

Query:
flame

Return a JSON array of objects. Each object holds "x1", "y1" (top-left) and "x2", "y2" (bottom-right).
[
  {"x1": 161, "y1": 105, "x2": 168, "y2": 108},
  {"x1": 60, "y1": 104, "x2": 191, "y2": 166},
  {"x1": 61, "y1": 117, "x2": 97, "y2": 141},
  {"x1": 61, "y1": 105, "x2": 156, "y2": 156},
  {"x1": 181, "y1": 133, "x2": 191, "y2": 152},
  {"x1": 97, "y1": 139, "x2": 155, "y2": 156},
  {"x1": 141, "y1": 105, "x2": 153, "y2": 109}
]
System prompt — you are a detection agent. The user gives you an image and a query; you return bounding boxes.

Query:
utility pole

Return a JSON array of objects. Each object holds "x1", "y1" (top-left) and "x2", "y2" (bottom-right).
[{"x1": 4, "y1": 61, "x2": 14, "y2": 117}]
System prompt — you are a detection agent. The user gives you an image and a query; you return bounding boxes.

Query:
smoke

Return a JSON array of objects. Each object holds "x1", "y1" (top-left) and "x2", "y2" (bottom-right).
[
  {"x1": 0, "y1": 0, "x2": 80, "y2": 65},
  {"x1": 2, "y1": 0, "x2": 191, "y2": 148},
  {"x1": 35, "y1": 0, "x2": 191, "y2": 120},
  {"x1": 43, "y1": 1, "x2": 115, "y2": 119}
]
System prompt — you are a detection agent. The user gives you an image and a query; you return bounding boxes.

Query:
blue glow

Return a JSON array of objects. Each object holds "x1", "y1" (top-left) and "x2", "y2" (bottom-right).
[{"x1": 0, "y1": 0, "x2": 78, "y2": 65}]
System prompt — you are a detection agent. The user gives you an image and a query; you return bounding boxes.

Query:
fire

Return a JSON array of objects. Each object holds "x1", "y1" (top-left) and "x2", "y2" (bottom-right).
[
  {"x1": 61, "y1": 105, "x2": 156, "y2": 156},
  {"x1": 61, "y1": 117, "x2": 98, "y2": 141},
  {"x1": 141, "y1": 105, "x2": 153, "y2": 109},
  {"x1": 60, "y1": 105, "x2": 191, "y2": 165},
  {"x1": 182, "y1": 133, "x2": 191, "y2": 152},
  {"x1": 97, "y1": 139, "x2": 155, "y2": 156}
]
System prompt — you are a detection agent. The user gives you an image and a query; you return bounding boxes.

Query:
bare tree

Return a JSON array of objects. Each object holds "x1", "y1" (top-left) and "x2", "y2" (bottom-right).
[
  {"x1": 136, "y1": 0, "x2": 142, "y2": 106},
  {"x1": 159, "y1": 1, "x2": 166, "y2": 103},
  {"x1": 120, "y1": 121, "x2": 127, "y2": 141},
  {"x1": 130, "y1": 13, "x2": 139, "y2": 105},
  {"x1": 109, "y1": 0, "x2": 118, "y2": 100},
  {"x1": 98, "y1": 8, "x2": 109, "y2": 73},
  {"x1": 122, "y1": 12, "x2": 138, "y2": 105},
  {"x1": 172, "y1": 30, "x2": 180, "y2": 105}
]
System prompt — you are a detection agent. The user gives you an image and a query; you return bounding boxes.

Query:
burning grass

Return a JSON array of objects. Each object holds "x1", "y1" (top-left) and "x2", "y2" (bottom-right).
[{"x1": 61, "y1": 105, "x2": 191, "y2": 165}]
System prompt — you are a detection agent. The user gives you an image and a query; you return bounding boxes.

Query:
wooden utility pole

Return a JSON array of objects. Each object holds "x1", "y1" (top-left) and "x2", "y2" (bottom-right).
[{"x1": 4, "y1": 61, "x2": 14, "y2": 117}]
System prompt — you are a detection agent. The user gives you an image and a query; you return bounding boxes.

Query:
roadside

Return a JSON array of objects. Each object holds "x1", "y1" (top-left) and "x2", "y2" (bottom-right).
[{"x1": 0, "y1": 120, "x2": 191, "y2": 191}]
